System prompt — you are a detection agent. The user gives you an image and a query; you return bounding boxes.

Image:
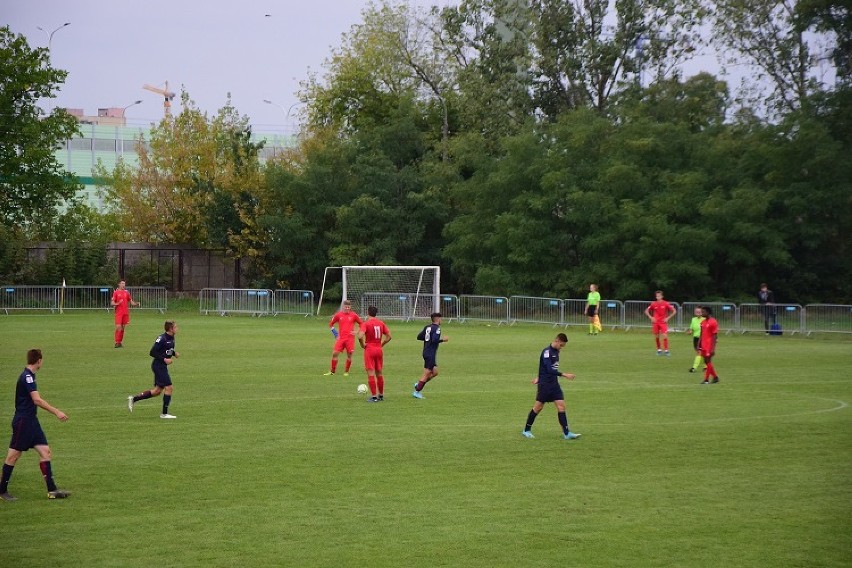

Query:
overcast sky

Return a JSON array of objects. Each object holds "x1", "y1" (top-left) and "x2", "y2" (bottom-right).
[{"x1": 5, "y1": 0, "x2": 456, "y2": 134}]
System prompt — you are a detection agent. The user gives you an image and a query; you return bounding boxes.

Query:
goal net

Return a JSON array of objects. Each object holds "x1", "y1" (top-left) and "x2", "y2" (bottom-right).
[{"x1": 325, "y1": 266, "x2": 440, "y2": 320}]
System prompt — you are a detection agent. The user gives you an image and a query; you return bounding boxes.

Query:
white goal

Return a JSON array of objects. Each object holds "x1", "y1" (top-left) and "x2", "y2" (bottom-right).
[{"x1": 318, "y1": 266, "x2": 440, "y2": 320}]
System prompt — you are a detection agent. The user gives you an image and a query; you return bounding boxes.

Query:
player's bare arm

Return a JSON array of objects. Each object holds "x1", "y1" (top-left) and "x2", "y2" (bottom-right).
[
  {"x1": 30, "y1": 391, "x2": 68, "y2": 421},
  {"x1": 381, "y1": 334, "x2": 392, "y2": 347},
  {"x1": 562, "y1": 373, "x2": 576, "y2": 380}
]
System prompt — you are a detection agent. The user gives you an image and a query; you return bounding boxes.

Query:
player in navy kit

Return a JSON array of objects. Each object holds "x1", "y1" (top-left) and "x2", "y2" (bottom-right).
[
  {"x1": 128, "y1": 320, "x2": 180, "y2": 419},
  {"x1": 0, "y1": 349, "x2": 70, "y2": 501},
  {"x1": 521, "y1": 333, "x2": 581, "y2": 440},
  {"x1": 412, "y1": 312, "x2": 449, "y2": 399}
]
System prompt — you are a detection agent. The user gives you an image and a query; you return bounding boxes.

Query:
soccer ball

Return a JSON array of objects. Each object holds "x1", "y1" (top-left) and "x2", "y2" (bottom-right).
[{"x1": 357, "y1": 384, "x2": 368, "y2": 394}]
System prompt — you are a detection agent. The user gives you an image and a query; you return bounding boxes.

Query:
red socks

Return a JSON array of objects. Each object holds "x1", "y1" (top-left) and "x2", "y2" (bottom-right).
[
  {"x1": 377, "y1": 376, "x2": 384, "y2": 395},
  {"x1": 655, "y1": 337, "x2": 661, "y2": 349},
  {"x1": 331, "y1": 359, "x2": 338, "y2": 373},
  {"x1": 345, "y1": 359, "x2": 352, "y2": 372},
  {"x1": 704, "y1": 363, "x2": 717, "y2": 379},
  {"x1": 368, "y1": 377, "x2": 377, "y2": 396},
  {"x1": 663, "y1": 338, "x2": 669, "y2": 350}
]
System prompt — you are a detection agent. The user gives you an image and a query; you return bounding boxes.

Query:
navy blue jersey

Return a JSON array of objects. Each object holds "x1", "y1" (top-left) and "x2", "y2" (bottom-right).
[
  {"x1": 150, "y1": 332, "x2": 176, "y2": 366},
  {"x1": 14, "y1": 367, "x2": 38, "y2": 418},
  {"x1": 417, "y1": 323, "x2": 443, "y2": 355},
  {"x1": 538, "y1": 344, "x2": 562, "y2": 386}
]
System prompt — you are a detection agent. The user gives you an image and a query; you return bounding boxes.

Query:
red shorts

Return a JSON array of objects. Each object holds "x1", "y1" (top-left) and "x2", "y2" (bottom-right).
[
  {"x1": 334, "y1": 336, "x2": 355, "y2": 354},
  {"x1": 652, "y1": 321, "x2": 668, "y2": 335},
  {"x1": 115, "y1": 312, "x2": 130, "y2": 326},
  {"x1": 700, "y1": 346, "x2": 714, "y2": 358},
  {"x1": 363, "y1": 347, "x2": 383, "y2": 372}
]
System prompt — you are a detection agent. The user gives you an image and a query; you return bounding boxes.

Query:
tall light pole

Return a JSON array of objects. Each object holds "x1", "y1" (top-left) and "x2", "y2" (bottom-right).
[
  {"x1": 121, "y1": 100, "x2": 143, "y2": 117},
  {"x1": 37, "y1": 22, "x2": 71, "y2": 51},
  {"x1": 264, "y1": 99, "x2": 302, "y2": 131}
]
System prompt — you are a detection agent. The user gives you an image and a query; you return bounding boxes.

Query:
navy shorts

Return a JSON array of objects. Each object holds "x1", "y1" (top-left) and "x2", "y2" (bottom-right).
[
  {"x1": 9, "y1": 416, "x2": 48, "y2": 451},
  {"x1": 587, "y1": 305, "x2": 597, "y2": 317},
  {"x1": 693, "y1": 337, "x2": 699, "y2": 350},
  {"x1": 536, "y1": 383, "x2": 564, "y2": 403},
  {"x1": 423, "y1": 355, "x2": 437, "y2": 371},
  {"x1": 152, "y1": 363, "x2": 173, "y2": 387}
]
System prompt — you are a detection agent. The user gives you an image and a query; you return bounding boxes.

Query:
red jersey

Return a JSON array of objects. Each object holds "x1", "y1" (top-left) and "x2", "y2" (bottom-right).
[
  {"x1": 647, "y1": 300, "x2": 674, "y2": 322},
  {"x1": 700, "y1": 317, "x2": 719, "y2": 349},
  {"x1": 361, "y1": 318, "x2": 390, "y2": 347},
  {"x1": 112, "y1": 289, "x2": 133, "y2": 315},
  {"x1": 330, "y1": 310, "x2": 362, "y2": 338}
]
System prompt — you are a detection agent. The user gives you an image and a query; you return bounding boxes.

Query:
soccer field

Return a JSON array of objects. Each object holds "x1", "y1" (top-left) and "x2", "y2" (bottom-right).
[{"x1": 0, "y1": 312, "x2": 850, "y2": 567}]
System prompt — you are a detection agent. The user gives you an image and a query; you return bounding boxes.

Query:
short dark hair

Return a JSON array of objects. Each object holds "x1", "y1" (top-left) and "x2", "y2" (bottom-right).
[
  {"x1": 655, "y1": 290, "x2": 664, "y2": 295},
  {"x1": 368, "y1": 306, "x2": 378, "y2": 317},
  {"x1": 760, "y1": 283, "x2": 768, "y2": 288},
  {"x1": 27, "y1": 349, "x2": 42, "y2": 365},
  {"x1": 556, "y1": 333, "x2": 568, "y2": 343},
  {"x1": 431, "y1": 312, "x2": 442, "y2": 321},
  {"x1": 164, "y1": 320, "x2": 176, "y2": 332},
  {"x1": 701, "y1": 306, "x2": 713, "y2": 316}
]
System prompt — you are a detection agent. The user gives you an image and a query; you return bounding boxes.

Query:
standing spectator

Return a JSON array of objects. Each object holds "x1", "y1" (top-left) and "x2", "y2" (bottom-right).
[
  {"x1": 324, "y1": 300, "x2": 363, "y2": 377},
  {"x1": 111, "y1": 280, "x2": 139, "y2": 348},
  {"x1": 758, "y1": 283, "x2": 776, "y2": 334},
  {"x1": 358, "y1": 306, "x2": 392, "y2": 403},
  {"x1": 0, "y1": 349, "x2": 70, "y2": 501}
]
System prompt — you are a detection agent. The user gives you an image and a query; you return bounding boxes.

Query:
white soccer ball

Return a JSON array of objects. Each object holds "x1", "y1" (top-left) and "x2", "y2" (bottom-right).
[{"x1": 357, "y1": 384, "x2": 368, "y2": 394}]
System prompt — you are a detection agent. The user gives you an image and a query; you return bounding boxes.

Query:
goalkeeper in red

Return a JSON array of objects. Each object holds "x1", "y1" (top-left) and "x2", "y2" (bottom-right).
[
  {"x1": 699, "y1": 306, "x2": 720, "y2": 384},
  {"x1": 324, "y1": 300, "x2": 363, "y2": 377}
]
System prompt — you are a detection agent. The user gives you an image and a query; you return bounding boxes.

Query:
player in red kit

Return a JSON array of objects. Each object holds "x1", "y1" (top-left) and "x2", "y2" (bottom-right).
[
  {"x1": 324, "y1": 300, "x2": 363, "y2": 377},
  {"x1": 699, "y1": 306, "x2": 720, "y2": 384},
  {"x1": 644, "y1": 290, "x2": 676, "y2": 356},
  {"x1": 358, "y1": 306, "x2": 391, "y2": 402},
  {"x1": 111, "y1": 280, "x2": 139, "y2": 348}
]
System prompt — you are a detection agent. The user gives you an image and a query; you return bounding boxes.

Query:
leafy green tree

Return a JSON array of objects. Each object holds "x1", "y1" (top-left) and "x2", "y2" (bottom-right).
[{"x1": 0, "y1": 26, "x2": 81, "y2": 229}]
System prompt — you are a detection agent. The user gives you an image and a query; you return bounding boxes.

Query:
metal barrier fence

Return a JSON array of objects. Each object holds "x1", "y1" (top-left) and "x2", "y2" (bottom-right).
[
  {"x1": 61, "y1": 285, "x2": 113, "y2": 311},
  {"x1": 509, "y1": 296, "x2": 563, "y2": 326},
  {"x1": 803, "y1": 304, "x2": 852, "y2": 335},
  {"x1": 681, "y1": 302, "x2": 738, "y2": 333},
  {"x1": 739, "y1": 303, "x2": 804, "y2": 335},
  {"x1": 440, "y1": 294, "x2": 460, "y2": 321},
  {"x1": 127, "y1": 287, "x2": 168, "y2": 313},
  {"x1": 596, "y1": 300, "x2": 625, "y2": 329},
  {"x1": 623, "y1": 301, "x2": 683, "y2": 330},
  {"x1": 199, "y1": 288, "x2": 273, "y2": 316},
  {"x1": 274, "y1": 290, "x2": 314, "y2": 317},
  {"x1": 1, "y1": 286, "x2": 59, "y2": 313},
  {"x1": 459, "y1": 295, "x2": 510, "y2": 324}
]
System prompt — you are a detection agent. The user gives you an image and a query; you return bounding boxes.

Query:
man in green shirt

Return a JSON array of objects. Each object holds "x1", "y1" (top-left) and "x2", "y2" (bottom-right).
[
  {"x1": 687, "y1": 307, "x2": 705, "y2": 373},
  {"x1": 585, "y1": 284, "x2": 601, "y2": 335}
]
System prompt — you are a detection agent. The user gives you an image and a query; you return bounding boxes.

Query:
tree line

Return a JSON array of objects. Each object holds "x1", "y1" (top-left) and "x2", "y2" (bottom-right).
[{"x1": 1, "y1": 1, "x2": 849, "y2": 302}]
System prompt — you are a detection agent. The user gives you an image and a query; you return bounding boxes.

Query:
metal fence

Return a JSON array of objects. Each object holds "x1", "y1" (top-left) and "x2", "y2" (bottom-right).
[
  {"x1": 199, "y1": 288, "x2": 273, "y2": 316},
  {"x1": 1, "y1": 286, "x2": 59, "y2": 313},
  {"x1": 509, "y1": 296, "x2": 564, "y2": 326},
  {"x1": 739, "y1": 303, "x2": 804, "y2": 335},
  {"x1": 439, "y1": 294, "x2": 460, "y2": 321},
  {"x1": 127, "y1": 286, "x2": 168, "y2": 313},
  {"x1": 681, "y1": 302, "x2": 738, "y2": 333},
  {"x1": 274, "y1": 290, "x2": 314, "y2": 317},
  {"x1": 459, "y1": 295, "x2": 510, "y2": 324},
  {"x1": 61, "y1": 285, "x2": 113, "y2": 311},
  {"x1": 802, "y1": 304, "x2": 852, "y2": 335}
]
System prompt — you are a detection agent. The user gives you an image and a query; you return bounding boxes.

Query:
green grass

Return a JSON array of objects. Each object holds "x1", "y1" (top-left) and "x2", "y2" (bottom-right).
[{"x1": 0, "y1": 312, "x2": 850, "y2": 567}]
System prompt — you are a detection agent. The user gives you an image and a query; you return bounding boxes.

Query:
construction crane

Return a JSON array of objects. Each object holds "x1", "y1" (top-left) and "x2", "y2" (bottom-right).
[{"x1": 142, "y1": 81, "x2": 176, "y2": 117}]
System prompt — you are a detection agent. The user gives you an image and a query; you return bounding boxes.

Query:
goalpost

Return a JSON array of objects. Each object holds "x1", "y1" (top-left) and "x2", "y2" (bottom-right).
[{"x1": 317, "y1": 266, "x2": 440, "y2": 320}]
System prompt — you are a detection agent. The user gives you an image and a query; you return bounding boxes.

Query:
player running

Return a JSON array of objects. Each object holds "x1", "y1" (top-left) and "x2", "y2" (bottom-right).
[
  {"x1": 645, "y1": 290, "x2": 677, "y2": 356},
  {"x1": 521, "y1": 333, "x2": 581, "y2": 440},
  {"x1": 0, "y1": 349, "x2": 70, "y2": 501},
  {"x1": 111, "y1": 280, "x2": 139, "y2": 348},
  {"x1": 699, "y1": 306, "x2": 720, "y2": 384},
  {"x1": 324, "y1": 300, "x2": 363, "y2": 377},
  {"x1": 127, "y1": 320, "x2": 180, "y2": 418},
  {"x1": 358, "y1": 306, "x2": 391, "y2": 403},
  {"x1": 412, "y1": 312, "x2": 449, "y2": 399},
  {"x1": 687, "y1": 306, "x2": 705, "y2": 373}
]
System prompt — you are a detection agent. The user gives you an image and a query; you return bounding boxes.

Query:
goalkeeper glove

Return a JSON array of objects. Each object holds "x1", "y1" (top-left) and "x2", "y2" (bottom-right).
[{"x1": 331, "y1": 328, "x2": 339, "y2": 339}]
